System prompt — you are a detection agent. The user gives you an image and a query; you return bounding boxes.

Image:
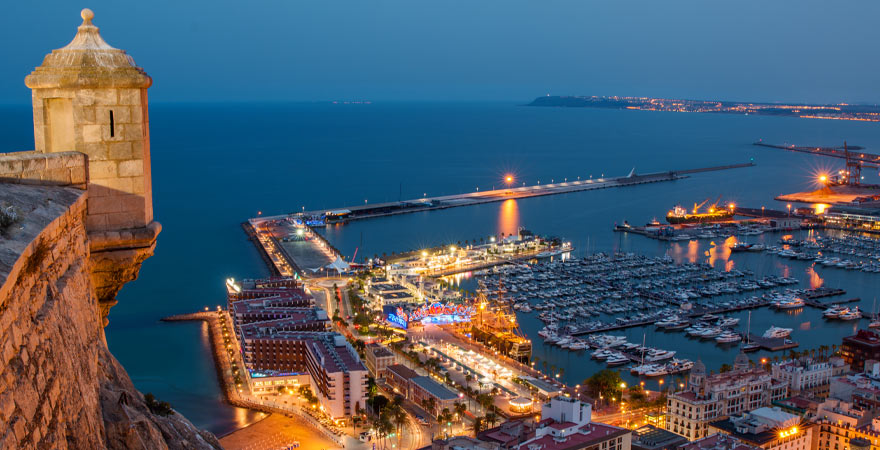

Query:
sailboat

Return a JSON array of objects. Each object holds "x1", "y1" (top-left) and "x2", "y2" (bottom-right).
[
  {"x1": 742, "y1": 311, "x2": 760, "y2": 352},
  {"x1": 869, "y1": 298, "x2": 880, "y2": 329}
]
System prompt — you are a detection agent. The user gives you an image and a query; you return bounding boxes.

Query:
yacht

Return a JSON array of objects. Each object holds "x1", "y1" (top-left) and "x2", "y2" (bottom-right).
[
  {"x1": 840, "y1": 308, "x2": 862, "y2": 320},
  {"x1": 823, "y1": 305, "x2": 846, "y2": 319},
  {"x1": 776, "y1": 297, "x2": 805, "y2": 309},
  {"x1": 763, "y1": 326, "x2": 793, "y2": 339},
  {"x1": 606, "y1": 353, "x2": 630, "y2": 367},
  {"x1": 715, "y1": 331, "x2": 742, "y2": 343},
  {"x1": 645, "y1": 349, "x2": 676, "y2": 362},
  {"x1": 644, "y1": 366, "x2": 669, "y2": 377}
]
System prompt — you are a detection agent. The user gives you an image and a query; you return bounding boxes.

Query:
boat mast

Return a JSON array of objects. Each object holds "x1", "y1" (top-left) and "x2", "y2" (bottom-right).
[{"x1": 745, "y1": 311, "x2": 751, "y2": 346}]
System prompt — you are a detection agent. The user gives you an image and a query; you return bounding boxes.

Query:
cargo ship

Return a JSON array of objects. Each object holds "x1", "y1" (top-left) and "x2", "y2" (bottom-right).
[{"x1": 666, "y1": 198, "x2": 734, "y2": 224}]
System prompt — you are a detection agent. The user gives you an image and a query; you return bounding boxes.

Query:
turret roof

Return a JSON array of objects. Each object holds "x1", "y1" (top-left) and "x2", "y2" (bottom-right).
[{"x1": 25, "y1": 9, "x2": 151, "y2": 89}]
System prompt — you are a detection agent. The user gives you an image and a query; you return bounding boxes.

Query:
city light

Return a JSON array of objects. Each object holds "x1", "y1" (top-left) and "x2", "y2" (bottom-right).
[
  {"x1": 778, "y1": 426, "x2": 799, "y2": 438},
  {"x1": 505, "y1": 174, "x2": 514, "y2": 184}
]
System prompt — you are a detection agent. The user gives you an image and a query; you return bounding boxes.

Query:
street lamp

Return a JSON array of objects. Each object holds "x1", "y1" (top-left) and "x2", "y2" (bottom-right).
[{"x1": 787, "y1": 204, "x2": 792, "y2": 217}]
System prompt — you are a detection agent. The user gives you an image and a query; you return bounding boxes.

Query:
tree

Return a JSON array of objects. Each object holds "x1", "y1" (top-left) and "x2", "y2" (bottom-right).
[
  {"x1": 719, "y1": 363, "x2": 733, "y2": 373},
  {"x1": 370, "y1": 394, "x2": 389, "y2": 415},
  {"x1": 486, "y1": 410, "x2": 498, "y2": 428},
  {"x1": 473, "y1": 416, "x2": 484, "y2": 436},
  {"x1": 425, "y1": 397, "x2": 437, "y2": 415},
  {"x1": 585, "y1": 369, "x2": 624, "y2": 401},
  {"x1": 454, "y1": 402, "x2": 467, "y2": 421},
  {"x1": 391, "y1": 404, "x2": 408, "y2": 438}
]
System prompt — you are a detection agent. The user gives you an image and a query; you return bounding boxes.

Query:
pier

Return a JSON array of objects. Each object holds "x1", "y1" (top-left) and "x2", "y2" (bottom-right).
[
  {"x1": 256, "y1": 162, "x2": 755, "y2": 224},
  {"x1": 746, "y1": 334, "x2": 799, "y2": 352}
]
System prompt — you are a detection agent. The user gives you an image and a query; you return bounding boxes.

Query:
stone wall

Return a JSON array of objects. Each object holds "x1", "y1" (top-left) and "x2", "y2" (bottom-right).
[
  {"x1": 0, "y1": 151, "x2": 87, "y2": 188},
  {"x1": 0, "y1": 182, "x2": 220, "y2": 449}
]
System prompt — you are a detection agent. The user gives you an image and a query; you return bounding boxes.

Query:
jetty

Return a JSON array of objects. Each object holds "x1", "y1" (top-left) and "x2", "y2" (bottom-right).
[
  {"x1": 256, "y1": 162, "x2": 755, "y2": 224},
  {"x1": 747, "y1": 334, "x2": 799, "y2": 352}
]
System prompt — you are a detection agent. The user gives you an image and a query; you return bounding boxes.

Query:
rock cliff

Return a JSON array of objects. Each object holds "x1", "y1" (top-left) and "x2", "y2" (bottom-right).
[{"x1": 0, "y1": 180, "x2": 221, "y2": 449}]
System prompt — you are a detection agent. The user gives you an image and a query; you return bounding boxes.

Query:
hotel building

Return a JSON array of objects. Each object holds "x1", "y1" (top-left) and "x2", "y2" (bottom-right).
[
  {"x1": 666, "y1": 355, "x2": 788, "y2": 440},
  {"x1": 227, "y1": 277, "x2": 368, "y2": 419}
]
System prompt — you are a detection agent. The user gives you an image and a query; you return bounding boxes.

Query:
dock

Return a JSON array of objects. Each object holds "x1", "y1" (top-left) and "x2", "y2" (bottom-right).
[
  {"x1": 255, "y1": 162, "x2": 755, "y2": 224},
  {"x1": 747, "y1": 334, "x2": 799, "y2": 352}
]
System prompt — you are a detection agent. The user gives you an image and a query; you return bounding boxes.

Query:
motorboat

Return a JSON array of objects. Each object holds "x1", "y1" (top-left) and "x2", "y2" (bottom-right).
[
  {"x1": 840, "y1": 308, "x2": 862, "y2": 320},
  {"x1": 715, "y1": 331, "x2": 742, "y2": 343},
  {"x1": 763, "y1": 326, "x2": 793, "y2": 339},
  {"x1": 606, "y1": 353, "x2": 630, "y2": 367},
  {"x1": 823, "y1": 305, "x2": 846, "y2": 319}
]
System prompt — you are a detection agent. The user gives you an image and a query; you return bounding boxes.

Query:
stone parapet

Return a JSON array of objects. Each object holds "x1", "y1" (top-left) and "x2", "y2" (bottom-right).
[
  {"x1": 0, "y1": 151, "x2": 87, "y2": 189},
  {"x1": 0, "y1": 182, "x2": 219, "y2": 449}
]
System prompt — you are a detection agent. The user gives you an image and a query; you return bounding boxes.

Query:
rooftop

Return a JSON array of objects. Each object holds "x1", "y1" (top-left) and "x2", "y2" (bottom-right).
[
  {"x1": 387, "y1": 364, "x2": 419, "y2": 380},
  {"x1": 678, "y1": 433, "x2": 761, "y2": 450},
  {"x1": 845, "y1": 330, "x2": 880, "y2": 348},
  {"x1": 631, "y1": 425, "x2": 687, "y2": 450},
  {"x1": 410, "y1": 376, "x2": 459, "y2": 401},
  {"x1": 522, "y1": 421, "x2": 628, "y2": 450},
  {"x1": 367, "y1": 343, "x2": 394, "y2": 358}
]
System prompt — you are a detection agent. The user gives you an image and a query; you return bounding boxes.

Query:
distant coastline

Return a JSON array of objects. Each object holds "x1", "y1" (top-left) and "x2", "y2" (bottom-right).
[{"x1": 528, "y1": 95, "x2": 880, "y2": 122}]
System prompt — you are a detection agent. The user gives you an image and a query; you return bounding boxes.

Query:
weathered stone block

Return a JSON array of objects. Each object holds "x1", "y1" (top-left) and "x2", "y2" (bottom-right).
[
  {"x1": 90, "y1": 176, "x2": 131, "y2": 194},
  {"x1": 88, "y1": 196, "x2": 123, "y2": 215},
  {"x1": 89, "y1": 160, "x2": 117, "y2": 180},
  {"x1": 123, "y1": 123, "x2": 142, "y2": 141},
  {"x1": 78, "y1": 88, "x2": 117, "y2": 105},
  {"x1": 74, "y1": 105, "x2": 96, "y2": 123},
  {"x1": 108, "y1": 142, "x2": 131, "y2": 160},
  {"x1": 117, "y1": 159, "x2": 142, "y2": 177},
  {"x1": 131, "y1": 176, "x2": 146, "y2": 195},
  {"x1": 40, "y1": 168, "x2": 71, "y2": 185},
  {"x1": 82, "y1": 124, "x2": 103, "y2": 144},
  {"x1": 118, "y1": 89, "x2": 141, "y2": 106}
]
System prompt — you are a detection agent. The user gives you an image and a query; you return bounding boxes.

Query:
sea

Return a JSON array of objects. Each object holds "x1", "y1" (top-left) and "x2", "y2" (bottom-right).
[{"x1": 1, "y1": 101, "x2": 878, "y2": 435}]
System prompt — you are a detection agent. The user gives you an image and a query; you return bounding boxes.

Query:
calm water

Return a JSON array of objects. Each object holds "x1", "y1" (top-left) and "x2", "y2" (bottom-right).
[{"x1": 1, "y1": 102, "x2": 878, "y2": 434}]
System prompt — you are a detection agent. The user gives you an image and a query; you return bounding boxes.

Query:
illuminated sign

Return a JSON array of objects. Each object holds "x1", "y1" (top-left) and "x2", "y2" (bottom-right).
[
  {"x1": 386, "y1": 302, "x2": 475, "y2": 328},
  {"x1": 399, "y1": 302, "x2": 476, "y2": 322},
  {"x1": 387, "y1": 313, "x2": 408, "y2": 329}
]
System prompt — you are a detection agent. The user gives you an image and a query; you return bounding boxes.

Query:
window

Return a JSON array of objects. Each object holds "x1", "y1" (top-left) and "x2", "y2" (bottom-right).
[{"x1": 109, "y1": 110, "x2": 115, "y2": 137}]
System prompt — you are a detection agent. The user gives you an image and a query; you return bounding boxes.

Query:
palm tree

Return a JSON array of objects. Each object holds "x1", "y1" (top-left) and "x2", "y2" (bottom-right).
[
  {"x1": 391, "y1": 405, "x2": 408, "y2": 441},
  {"x1": 473, "y1": 416, "x2": 484, "y2": 437},
  {"x1": 454, "y1": 402, "x2": 467, "y2": 421},
  {"x1": 486, "y1": 410, "x2": 498, "y2": 428}
]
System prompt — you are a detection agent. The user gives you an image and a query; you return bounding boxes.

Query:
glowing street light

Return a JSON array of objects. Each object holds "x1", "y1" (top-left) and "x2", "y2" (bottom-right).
[{"x1": 505, "y1": 174, "x2": 514, "y2": 185}]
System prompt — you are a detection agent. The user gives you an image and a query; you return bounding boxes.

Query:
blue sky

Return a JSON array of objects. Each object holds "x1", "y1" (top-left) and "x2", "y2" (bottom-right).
[{"x1": 3, "y1": 1, "x2": 879, "y2": 104}]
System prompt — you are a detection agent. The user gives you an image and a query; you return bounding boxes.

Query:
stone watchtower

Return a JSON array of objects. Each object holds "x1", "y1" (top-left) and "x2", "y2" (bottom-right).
[{"x1": 25, "y1": 9, "x2": 160, "y2": 325}]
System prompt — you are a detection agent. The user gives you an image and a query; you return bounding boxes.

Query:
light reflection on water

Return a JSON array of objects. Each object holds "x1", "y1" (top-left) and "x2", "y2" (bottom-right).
[{"x1": 498, "y1": 199, "x2": 520, "y2": 237}]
